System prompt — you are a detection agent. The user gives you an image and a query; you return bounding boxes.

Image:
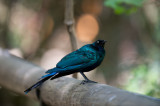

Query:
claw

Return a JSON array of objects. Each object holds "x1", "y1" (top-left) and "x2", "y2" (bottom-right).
[{"x1": 80, "y1": 80, "x2": 97, "y2": 85}]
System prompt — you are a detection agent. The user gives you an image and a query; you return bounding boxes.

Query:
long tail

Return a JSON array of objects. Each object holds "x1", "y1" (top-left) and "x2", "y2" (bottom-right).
[{"x1": 24, "y1": 72, "x2": 58, "y2": 94}]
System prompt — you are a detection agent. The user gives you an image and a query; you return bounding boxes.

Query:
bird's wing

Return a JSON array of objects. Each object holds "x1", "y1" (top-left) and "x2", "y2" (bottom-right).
[{"x1": 56, "y1": 50, "x2": 97, "y2": 69}]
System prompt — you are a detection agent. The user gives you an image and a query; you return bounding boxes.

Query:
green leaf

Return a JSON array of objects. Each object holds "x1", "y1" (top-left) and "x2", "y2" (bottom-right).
[{"x1": 104, "y1": 0, "x2": 145, "y2": 14}]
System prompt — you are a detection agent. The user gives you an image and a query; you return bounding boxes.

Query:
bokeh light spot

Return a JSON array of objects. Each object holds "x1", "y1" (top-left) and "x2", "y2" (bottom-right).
[{"x1": 76, "y1": 14, "x2": 99, "y2": 42}]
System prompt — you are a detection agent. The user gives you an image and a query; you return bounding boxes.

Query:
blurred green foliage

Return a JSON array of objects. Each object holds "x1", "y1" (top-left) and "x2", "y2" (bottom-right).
[
  {"x1": 104, "y1": 0, "x2": 145, "y2": 14},
  {"x1": 125, "y1": 64, "x2": 160, "y2": 98}
]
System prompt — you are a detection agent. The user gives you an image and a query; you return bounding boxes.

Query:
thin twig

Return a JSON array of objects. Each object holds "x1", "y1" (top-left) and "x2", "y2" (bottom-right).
[{"x1": 64, "y1": 0, "x2": 78, "y2": 78}]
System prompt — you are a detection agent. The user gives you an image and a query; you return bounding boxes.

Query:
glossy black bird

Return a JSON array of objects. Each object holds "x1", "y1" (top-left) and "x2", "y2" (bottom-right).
[{"x1": 24, "y1": 40, "x2": 106, "y2": 94}]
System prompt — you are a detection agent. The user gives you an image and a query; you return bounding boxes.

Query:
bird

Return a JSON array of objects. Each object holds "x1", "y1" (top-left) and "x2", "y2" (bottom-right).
[{"x1": 24, "y1": 40, "x2": 106, "y2": 94}]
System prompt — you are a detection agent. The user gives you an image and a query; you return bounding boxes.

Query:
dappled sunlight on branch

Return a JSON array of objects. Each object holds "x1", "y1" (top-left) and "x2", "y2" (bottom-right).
[{"x1": 8, "y1": 48, "x2": 23, "y2": 58}]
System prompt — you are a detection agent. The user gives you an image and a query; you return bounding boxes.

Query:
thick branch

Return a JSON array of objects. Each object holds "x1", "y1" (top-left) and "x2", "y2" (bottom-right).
[{"x1": 0, "y1": 48, "x2": 160, "y2": 106}]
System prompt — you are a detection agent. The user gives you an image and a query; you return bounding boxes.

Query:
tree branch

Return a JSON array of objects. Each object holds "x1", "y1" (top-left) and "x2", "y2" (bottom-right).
[
  {"x1": 64, "y1": 0, "x2": 78, "y2": 78},
  {"x1": 0, "y1": 48, "x2": 160, "y2": 106}
]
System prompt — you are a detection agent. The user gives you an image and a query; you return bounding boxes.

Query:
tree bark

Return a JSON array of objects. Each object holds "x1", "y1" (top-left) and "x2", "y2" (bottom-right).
[{"x1": 0, "y1": 48, "x2": 160, "y2": 106}]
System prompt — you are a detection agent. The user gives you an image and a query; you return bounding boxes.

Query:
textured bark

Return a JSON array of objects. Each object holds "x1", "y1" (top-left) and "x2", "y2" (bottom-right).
[{"x1": 0, "y1": 48, "x2": 160, "y2": 106}]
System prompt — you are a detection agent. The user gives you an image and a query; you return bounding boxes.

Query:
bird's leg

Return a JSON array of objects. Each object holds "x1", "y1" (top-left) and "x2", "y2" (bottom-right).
[
  {"x1": 80, "y1": 72, "x2": 97, "y2": 84},
  {"x1": 80, "y1": 72, "x2": 89, "y2": 80}
]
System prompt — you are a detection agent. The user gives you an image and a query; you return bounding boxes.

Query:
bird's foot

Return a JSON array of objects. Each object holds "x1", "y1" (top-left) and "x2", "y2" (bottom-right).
[{"x1": 80, "y1": 80, "x2": 97, "y2": 85}]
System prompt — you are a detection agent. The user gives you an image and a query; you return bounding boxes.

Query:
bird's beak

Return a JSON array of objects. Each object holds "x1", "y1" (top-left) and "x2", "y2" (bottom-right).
[
  {"x1": 101, "y1": 40, "x2": 107, "y2": 47},
  {"x1": 104, "y1": 40, "x2": 107, "y2": 43}
]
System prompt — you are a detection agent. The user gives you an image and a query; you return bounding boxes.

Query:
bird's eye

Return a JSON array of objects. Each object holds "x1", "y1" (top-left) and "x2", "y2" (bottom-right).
[{"x1": 97, "y1": 41, "x2": 99, "y2": 43}]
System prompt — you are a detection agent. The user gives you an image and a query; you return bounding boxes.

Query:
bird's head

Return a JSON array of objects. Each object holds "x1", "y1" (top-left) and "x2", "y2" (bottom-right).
[{"x1": 93, "y1": 40, "x2": 107, "y2": 48}]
